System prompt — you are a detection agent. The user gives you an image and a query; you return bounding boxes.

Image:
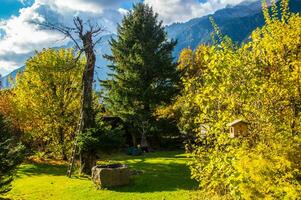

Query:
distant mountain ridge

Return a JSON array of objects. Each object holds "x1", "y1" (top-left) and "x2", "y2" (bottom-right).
[
  {"x1": 1, "y1": 0, "x2": 301, "y2": 89},
  {"x1": 167, "y1": 0, "x2": 300, "y2": 57}
]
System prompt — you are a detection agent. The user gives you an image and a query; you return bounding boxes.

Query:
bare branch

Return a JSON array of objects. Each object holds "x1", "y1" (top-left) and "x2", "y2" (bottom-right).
[
  {"x1": 73, "y1": 17, "x2": 84, "y2": 38},
  {"x1": 92, "y1": 37, "x2": 102, "y2": 48},
  {"x1": 34, "y1": 20, "x2": 83, "y2": 51}
]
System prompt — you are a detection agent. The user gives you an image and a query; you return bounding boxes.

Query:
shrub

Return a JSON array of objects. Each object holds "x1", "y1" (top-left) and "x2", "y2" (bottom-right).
[{"x1": 77, "y1": 121, "x2": 125, "y2": 154}]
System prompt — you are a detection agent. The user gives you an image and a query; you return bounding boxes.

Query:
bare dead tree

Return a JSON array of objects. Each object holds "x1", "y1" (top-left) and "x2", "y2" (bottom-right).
[{"x1": 36, "y1": 17, "x2": 105, "y2": 174}]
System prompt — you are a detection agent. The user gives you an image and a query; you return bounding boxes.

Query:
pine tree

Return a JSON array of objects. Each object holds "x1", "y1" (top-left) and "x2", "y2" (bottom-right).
[
  {"x1": 102, "y1": 3, "x2": 178, "y2": 148},
  {"x1": 0, "y1": 114, "x2": 24, "y2": 194}
]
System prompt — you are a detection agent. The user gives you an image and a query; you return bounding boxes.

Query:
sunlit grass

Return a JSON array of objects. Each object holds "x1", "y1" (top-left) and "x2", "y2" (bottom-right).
[{"x1": 4, "y1": 151, "x2": 198, "y2": 200}]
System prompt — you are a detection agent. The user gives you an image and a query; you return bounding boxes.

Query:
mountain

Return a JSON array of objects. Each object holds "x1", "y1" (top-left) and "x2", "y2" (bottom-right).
[
  {"x1": 1, "y1": 0, "x2": 301, "y2": 89},
  {"x1": 0, "y1": 67, "x2": 25, "y2": 88},
  {"x1": 167, "y1": 0, "x2": 301, "y2": 57}
]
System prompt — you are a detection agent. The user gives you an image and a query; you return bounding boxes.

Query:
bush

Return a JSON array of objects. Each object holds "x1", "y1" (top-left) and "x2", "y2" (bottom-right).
[{"x1": 77, "y1": 121, "x2": 125, "y2": 154}]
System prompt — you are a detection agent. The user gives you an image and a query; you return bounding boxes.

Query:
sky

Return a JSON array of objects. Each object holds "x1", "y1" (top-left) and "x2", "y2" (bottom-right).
[{"x1": 0, "y1": 0, "x2": 254, "y2": 76}]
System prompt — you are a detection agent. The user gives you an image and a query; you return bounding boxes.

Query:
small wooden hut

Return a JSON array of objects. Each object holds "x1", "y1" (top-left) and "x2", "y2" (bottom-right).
[{"x1": 227, "y1": 119, "x2": 248, "y2": 138}]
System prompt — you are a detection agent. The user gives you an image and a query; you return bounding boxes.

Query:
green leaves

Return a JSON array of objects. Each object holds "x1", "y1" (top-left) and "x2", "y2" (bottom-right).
[{"x1": 76, "y1": 129, "x2": 99, "y2": 152}]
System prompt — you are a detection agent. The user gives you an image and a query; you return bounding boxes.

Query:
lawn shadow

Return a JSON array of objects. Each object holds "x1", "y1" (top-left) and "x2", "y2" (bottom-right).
[
  {"x1": 16, "y1": 162, "x2": 95, "y2": 183},
  {"x1": 16, "y1": 163, "x2": 67, "y2": 178},
  {"x1": 107, "y1": 152, "x2": 198, "y2": 193},
  {"x1": 0, "y1": 197, "x2": 11, "y2": 200}
]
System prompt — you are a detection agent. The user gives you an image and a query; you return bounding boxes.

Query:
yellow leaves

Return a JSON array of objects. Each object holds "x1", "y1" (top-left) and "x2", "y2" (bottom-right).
[
  {"x1": 233, "y1": 147, "x2": 301, "y2": 199},
  {"x1": 154, "y1": 104, "x2": 175, "y2": 119},
  {"x1": 171, "y1": 1, "x2": 301, "y2": 199},
  {"x1": 12, "y1": 48, "x2": 85, "y2": 157},
  {"x1": 178, "y1": 48, "x2": 193, "y2": 71}
]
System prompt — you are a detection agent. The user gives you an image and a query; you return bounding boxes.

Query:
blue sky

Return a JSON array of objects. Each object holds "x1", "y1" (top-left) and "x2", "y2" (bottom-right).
[
  {"x1": 0, "y1": 0, "x2": 34, "y2": 19},
  {"x1": 0, "y1": 0, "x2": 251, "y2": 76},
  {"x1": 0, "y1": 0, "x2": 24, "y2": 19}
]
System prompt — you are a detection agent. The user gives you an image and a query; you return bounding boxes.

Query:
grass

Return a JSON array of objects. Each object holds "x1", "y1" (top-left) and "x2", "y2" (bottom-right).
[{"x1": 3, "y1": 151, "x2": 198, "y2": 200}]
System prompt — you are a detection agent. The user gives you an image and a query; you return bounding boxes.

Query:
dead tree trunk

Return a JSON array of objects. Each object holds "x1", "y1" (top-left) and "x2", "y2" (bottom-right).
[
  {"x1": 79, "y1": 32, "x2": 97, "y2": 174},
  {"x1": 71, "y1": 17, "x2": 104, "y2": 174},
  {"x1": 37, "y1": 17, "x2": 104, "y2": 175}
]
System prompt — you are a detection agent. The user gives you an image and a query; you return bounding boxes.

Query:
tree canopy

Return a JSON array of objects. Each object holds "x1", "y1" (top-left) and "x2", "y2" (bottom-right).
[{"x1": 13, "y1": 48, "x2": 84, "y2": 160}]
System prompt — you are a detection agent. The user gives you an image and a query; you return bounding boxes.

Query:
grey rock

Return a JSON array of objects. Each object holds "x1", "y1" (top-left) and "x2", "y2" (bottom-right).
[{"x1": 91, "y1": 164, "x2": 131, "y2": 188}]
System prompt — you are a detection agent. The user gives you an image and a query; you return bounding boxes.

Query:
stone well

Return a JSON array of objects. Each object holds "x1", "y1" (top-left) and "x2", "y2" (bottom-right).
[{"x1": 91, "y1": 164, "x2": 131, "y2": 188}]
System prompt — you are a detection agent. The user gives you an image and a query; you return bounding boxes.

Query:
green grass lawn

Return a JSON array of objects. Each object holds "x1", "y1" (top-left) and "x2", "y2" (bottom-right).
[{"x1": 3, "y1": 151, "x2": 198, "y2": 200}]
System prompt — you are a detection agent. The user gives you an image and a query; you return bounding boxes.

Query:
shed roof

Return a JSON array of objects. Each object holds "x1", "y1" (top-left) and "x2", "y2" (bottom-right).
[{"x1": 227, "y1": 119, "x2": 248, "y2": 126}]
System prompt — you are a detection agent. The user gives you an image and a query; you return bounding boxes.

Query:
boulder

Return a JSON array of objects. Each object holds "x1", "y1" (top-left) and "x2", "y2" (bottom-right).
[{"x1": 91, "y1": 164, "x2": 131, "y2": 188}]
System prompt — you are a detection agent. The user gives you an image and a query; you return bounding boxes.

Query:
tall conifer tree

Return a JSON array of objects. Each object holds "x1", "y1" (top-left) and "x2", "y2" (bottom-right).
[
  {"x1": 0, "y1": 114, "x2": 24, "y2": 194},
  {"x1": 102, "y1": 3, "x2": 177, "y2": 147}
]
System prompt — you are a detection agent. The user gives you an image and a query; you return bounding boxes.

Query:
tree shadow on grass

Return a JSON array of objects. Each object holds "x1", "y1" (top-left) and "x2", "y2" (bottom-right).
[
  {"x1": 15, "y1": 162, "x2": 94, "y2": 183},
  {"x1": 15, "y1": 163, "x2": 67, "y2": 177},
  {"x1": 111, "y1": 159, "x2": 198, "y2": 193},
  {"x1": 0, "y1": 197, "x2": 11, "y2": 200},
  {"x1": 98, "y1": 151, "x2": 198, "y2": 193}
]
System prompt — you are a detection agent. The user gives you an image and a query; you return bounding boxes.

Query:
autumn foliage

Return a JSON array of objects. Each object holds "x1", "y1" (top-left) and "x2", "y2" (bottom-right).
[
  {"x1": 12, "y1": 49, "x2": 84, "y2": 160},
  {"x1": 170, "y1": 1, "x2": 301, "y2": 198}
]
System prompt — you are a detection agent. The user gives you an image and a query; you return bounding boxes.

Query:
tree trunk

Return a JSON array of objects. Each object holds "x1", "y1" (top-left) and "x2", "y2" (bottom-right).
[
  {"x1": 140, "y1": 132, "x2": 148, "y2": 147},
  {"x1": 81, "y1": 34, "x2": 96, "y2": 131},
  {"x1": 140, "y1": 122, "x2": 150, "y2": 152},
  {"x1": 81, "y1": 151, "x2": 96, "y2": 175},
  {"x1": 79, "y1": 33, "x2": 97, "y2": 175},
  {"x1": 131, "y1": 132, "x2": 137, "y2": 147},
  {"x1": 140, "y1": 105, "x2": 151, "y2": 151}
]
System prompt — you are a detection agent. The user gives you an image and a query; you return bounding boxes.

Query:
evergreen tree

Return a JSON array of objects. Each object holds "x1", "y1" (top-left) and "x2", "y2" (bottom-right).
[
  {"x1": 102, "y1": 3, "x2": 177, "y2": 147},
  {"x1": 0, "y1": 114, "x2": 24, "y2": 194}
]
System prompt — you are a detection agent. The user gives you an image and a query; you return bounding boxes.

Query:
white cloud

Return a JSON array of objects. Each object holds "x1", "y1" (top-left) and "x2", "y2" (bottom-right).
[
  {"x1": 0, "y1": 60, "x2": 20, "y2": 75},
  {"x1": 37, "y1": 0, "x2": 128, "y2": 13},
  {"x1": 0, "y1": 3, "x2": 65, "y2": 75},
  {"x1": 144, "y1": 0, "x2": 256, "y2": 24},
  {"x1": 118, "y1": 8, "x2": 129, "y2": 15}
]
